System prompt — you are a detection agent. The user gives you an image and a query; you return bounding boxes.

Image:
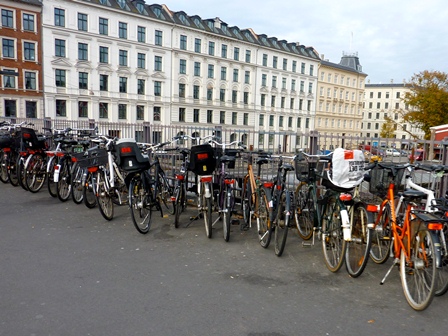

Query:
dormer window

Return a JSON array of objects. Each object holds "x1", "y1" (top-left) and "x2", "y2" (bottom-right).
[
  {"x1": 193, "y1": 18, "x2": 204, "y2": 29},
  {"x1": 207, "y1": 21, "x2": 214, "y2": 30},
  {"x1": 136, "y1": 2, "x2": 146, "y2": 14},
  {"x1": 152, "y1": 6, "x2": 164, "y2": 19},
  {"x1": 117, "y1": 0, "x2": 125, "y2": 9},
  {"x1": 178, "y1": 14, "x2": 189, "y2": 26}
]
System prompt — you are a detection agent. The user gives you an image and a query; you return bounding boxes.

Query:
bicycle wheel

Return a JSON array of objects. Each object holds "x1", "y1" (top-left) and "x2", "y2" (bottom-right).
[
  {"x1": 0, "y1": 151, "x2": 9, "y2": 183},
  {"x1": 321, "y1": 196, "x2": 347, "y2": 272},
  {"x1": 8, "y1": 152, "x2": 19, "y2": 187},
  {"x1": 258, "y1": 188, "x2": 272, "y2": 248},
  {"x1": 57, "y1": 159, "x2": 71, "y2": 202},
  {"x1": 25, "y1": 153, "x2": 46, "y2": 193},
  {"x1": 201, "y1": 182, "x2": 213, "y2": 238},
  {"x1": 129, "y1": 175, "x2": 152, "y2": 234},
  {"x1": 71, "y1": 163, "x2": 84, "y2": 204},
  {"x1": 294, "y1": 183, "x2": 314, "y2": 240},
  {"x1": 435, "y1": 228, "x2": 448, "y2": 296},
  {"x1": 96, "y1": 170, "x2": 114, "y2": 220},
  {"x1": 274, "y1": 191, "x2": 290, "y2": 257},
  {"x1": 47, "y1": 157, "x2": 58, "y2": 198},
  {"x1": 400, "y1": 228, "x2": 437, "y2": 311},
  {"x1": 345, "y1": 203, "x2": 372, "y2": 278},
  {"x1": 174, "y1": 183, "x2": 186, "y2": 228},
  {"x1": 222, "y1": 188, "x2": 232, "y2": 242},
  {"x1": 158, "y1": 175, "x2": 175, "y2": 215},
  {"x1": 241, "y1": 176, "x2": 252, "y2": 230},
  {"x1": 83, "y1": 171, "x2": 97, "y2": 208},
  {"x1": 17, "y1": 157, "x2": 28, "y2": 191},
  {"x1": 370, "y1": 203, "x2": 392, "y2": 264}
]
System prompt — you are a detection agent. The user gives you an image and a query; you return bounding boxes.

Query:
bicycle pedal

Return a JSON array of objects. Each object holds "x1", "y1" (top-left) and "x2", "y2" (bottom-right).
[{"x1": 302, "y1": 242, "x2": 313, "y2": 247}]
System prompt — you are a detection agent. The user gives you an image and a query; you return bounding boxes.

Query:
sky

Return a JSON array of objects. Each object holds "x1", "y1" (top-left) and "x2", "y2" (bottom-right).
[{"x1": 159, "y1": 0, "x2": 448, "y2": 84}]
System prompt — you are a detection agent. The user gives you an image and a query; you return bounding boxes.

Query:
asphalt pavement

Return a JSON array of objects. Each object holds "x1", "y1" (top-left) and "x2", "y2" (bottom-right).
[{"x1": 1, "y1": 182, "x2": 448, "y2": 336}]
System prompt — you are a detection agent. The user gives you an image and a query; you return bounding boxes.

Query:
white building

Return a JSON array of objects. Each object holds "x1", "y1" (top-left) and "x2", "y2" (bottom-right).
[{"x1": 41, "y1": 0, "x2": 320, "y2": 151}]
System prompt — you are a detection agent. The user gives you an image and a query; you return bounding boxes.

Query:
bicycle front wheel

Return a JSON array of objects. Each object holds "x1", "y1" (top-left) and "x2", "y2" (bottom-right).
[
  {"x1": 294, "y1": 183, "x2": 314, "y2": 240},
  {"x1": 129, "y1": 175, "x2": 152, "y2": 234},
  {"x1": 241, "y1": 176, "x2": 252, "y2": 230},
  {"x1": 96, "y1": 170, "x2": 114, "y2": 221},
  {"x1": 274, "y1": 191, "x2": 289, "y2": 257},
  {"x1": 71, "y1": 163, "x2": 84, "y2": 204},
  {"x1": 47, "y1": 158, "x2": 58, "y2": 197},
  {"x1": 57, "y1": 160, "x2": 71, "y2": 202},
  {"x1": 345, "y1": 203, "x2": 372, "y2": 278},
  {"x1": 222, "y1": 189, "x2": 232, "y2": 242},
  {"x1": 258, "y1": 188, "x2": 272, "y2": 248},
  {"x1": 201, "y1": 182, "x2": 213, "y2": 238},
  {"x1": 8, "y1": 152, "x2": 19, "y2": 187},
  {"x1": 174, "y1": 183, "x2": 186, "y2": 228},
  {"x1": 321, "y1": 197, "x2": 346, "y2": 272},
  {"x1": 370, "y1": 203, "x2": 392, "y2": 264},
  {"x1": 17, "y1": 157, "x2": 27, "y2": 191},
  {"x1": 83, "y1": 171, "x2": 97, "y2": 208},
  {"x1": 435, "y1": 228, "x2": 448, "y2": 296},
  {"x1": 25, "y1": 153, "x2": 46, "y2": 193},
  {"x1": 0, "y1": 151, "x2": 9, "y2": 183},
  {"x1": 400, "y1": 228, "x2": 437, "y2": 311},
  {"x1": 158, "y1": 175, "x2": 175, "y2": 215}
]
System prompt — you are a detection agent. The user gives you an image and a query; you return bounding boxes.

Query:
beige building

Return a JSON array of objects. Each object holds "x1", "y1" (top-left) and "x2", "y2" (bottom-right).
[{"x1": 315, "y1": 52, "x2": 367, "y2": 150}]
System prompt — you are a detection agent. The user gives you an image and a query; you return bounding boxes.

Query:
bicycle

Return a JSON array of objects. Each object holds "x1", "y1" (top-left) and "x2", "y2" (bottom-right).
[
  {"x1": 240, "y1": 151, "x2": 273, "y2": 248},
  {"x1": 365, "y1": 162, "x2": 446, "y2": 310}
]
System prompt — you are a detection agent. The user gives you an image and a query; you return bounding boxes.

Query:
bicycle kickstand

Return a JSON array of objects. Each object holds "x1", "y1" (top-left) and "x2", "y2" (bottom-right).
[{"x1": 380, "y1": 258, "x2": 399, "y2": 285}]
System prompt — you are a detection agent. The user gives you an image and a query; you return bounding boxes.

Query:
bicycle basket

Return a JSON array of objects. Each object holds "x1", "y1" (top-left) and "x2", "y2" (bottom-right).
[
  {"x1": 115, "y1": 140, "x2": 150, "y2": 172},
  {"x1": 188, "y1": 144, "x2": 216, "y2": 175},
  {"x1": 368, "y1": 165, "x2": 405, "y2": 197},
  {"x1": 75, "y1": 147, "x2": 108, "y2": 169}
]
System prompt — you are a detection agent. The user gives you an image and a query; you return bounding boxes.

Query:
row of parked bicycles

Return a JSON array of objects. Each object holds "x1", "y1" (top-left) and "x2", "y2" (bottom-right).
[{"x1": 2, "y1": 120, "x2": 448, "y2": 311}]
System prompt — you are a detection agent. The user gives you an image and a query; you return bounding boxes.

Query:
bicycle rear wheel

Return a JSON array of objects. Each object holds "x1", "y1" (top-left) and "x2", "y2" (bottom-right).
[
  {"x1": 0, "y1": 151, "x2": 9, "y2": 183},
  {"x1": 158, "y1": 175, "x2": 175, "y2": 215},
  {"x1": 201, "y1": 182, "x2": 213, "y2": 238},
  {"x1": 83, "y1": 171, "x2": 97, "y2": 208},
  {"x1": 400, "y1": 228, "x2": 437, "y2": 311},
  {"x1": 258, "y1": 188, "x2": 272, "y2": 248},
  {"x1": 322, "y1": 197, "x2": 346, "y2": 272},
  {"x1": 370, "y1": 203, "x2": 392, "y2": 264},
  {"x1": 435, "y1": 228, "x2": 448, "y2": 296},
  {"x1": 17, "y1": 157, "x2": 28, "y2": 191},
  {"x1": 71, "y1": 163, "x2": 84, "y2": 204},
  {"x1": 274, "y1": 191, "x2": 289, "y2": 256},
  {"x1": 96, "y1": 170, "x2": 114, "y2": 220},
  {"x1": 345, "y1": 203, "x2": 372, "y2": 278},
  {"x1": 8, "y1": 152, "x2": 19, "y2": 187},
  {"x1": 57, "y1": 159, "x2": 71, "y2": 202},
  {"x1": 222, "y1": 188, "x2": 232, "y2": 242},
  {"x1": 47, "y1": 157, "x2": 58, "y2": 198},
  {"x1": 25, "y1": 153, "x2": 46, "y2": 193},
  {"x1": 173, "y1": 183, "x2": 185, "y2": 228},
  {"x1": 129, "y1": 175, "x2": 152, "y2": 234},
  {"x1": 241, "y1": 176, "x2": 252, "y2": 230},
  {"x1": 294, "y1": 183, "x2": 314, "y2": 240}
]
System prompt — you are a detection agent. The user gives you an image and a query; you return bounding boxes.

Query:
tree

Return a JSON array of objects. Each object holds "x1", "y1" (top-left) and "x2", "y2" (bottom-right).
[
  {"x1": 402, "y1": 70, "x2": 448, "y2": 139},
  {"x1": 380, "y1": 119, "x2": 396, "y2": 138}
]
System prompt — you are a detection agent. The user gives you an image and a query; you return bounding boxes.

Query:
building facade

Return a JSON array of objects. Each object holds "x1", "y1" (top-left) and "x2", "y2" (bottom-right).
[
  {"x1": 0, "y1": 0, "x2": 44, "y2": 119},
  {"x1": 40, "y1": 0, "x2": 320, "y2": 152}
]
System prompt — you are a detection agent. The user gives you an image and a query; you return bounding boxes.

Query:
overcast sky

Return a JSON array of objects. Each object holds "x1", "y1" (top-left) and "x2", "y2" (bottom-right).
[{"x1": 160, "y1": 0, "x2": 448, "y2": 84}]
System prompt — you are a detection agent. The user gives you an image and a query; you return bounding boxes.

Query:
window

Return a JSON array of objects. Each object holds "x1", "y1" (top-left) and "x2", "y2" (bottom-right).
[
  {"x1": 207, "y1": 88, "x2": 213, "y2": 101},
  {"x1": 99, "y1": 46, "x2": 108, "y2": 63},
  {"x1": 179, "y1": 83, "x2": 185, "y2": 98},
  {"x1": 193, "y1": 85, "x2": 199, "y2": 99},
  {"x1": 2, "y1": 70, "x2": 16, "y2": 88},
  {"x1": 245, "y1": 50, "x2": 251, "y2": 63},
  {"x1": 119, "y1": 22, "x2": 127, "y2": 39},
  {"x1": 243, "y1": 113, "x2": 248, "y2": 126},
  {"x1": 153, "y1": 106, "x2": 161, "y2": 121},
  {"x1": 4, "y1": 100, "x2": 16, "y2": 117},
  {"x1": 208, "y1": 64, "x2": 214, "y2": 78},
  {"x1": 99, "y1": 102, "x2": 108, "y2": 118},
  {"x1": 118, "y1": 104, "x2": 127, "y2": 119},
  {"x1": 155, "y1": 30, "x2": 163, "y2": 46},
  {"x1": 232, "y1": 112, "x2": 237, "y2": 125},
  {"x1": 283, "y1": 58, "x2": 287, "y2": 71},
  {"x1": 180, "y1": 35, "x2": 187, "y2": 50},
  {"x1": 23, "y1": 13, "x2": 35, "y2": 31},
  {"x1": 233, "y1": 69, "x2": 238, "y2": 82},
  {"x1": 193, "y1": 109, "x2": 199, "y2": 123},
  {"x1": 261, "y1": 94, "x2": 266, "y2": 106},
  {"x1": 234, "y1": 47, "x2": 239, "y2": 61},
  {"x1": 378, "y1": 92, "x2": 381, "y2": 98},
  {"x1": 281, "y1": 97, "x2": 285, "y2": 109},
  {"x1": 269, "y1": 115, "x2": 274, "y2": 127},
  {"x1": 99, "y1": 18, "x2": 108, "y2": 35},
  {"x1": 290, "y1": 98, "x2": 294, "y2": 109},
  {"x1": 194, "y1": 62, "x2": 200, "y2": 76},
  {"x1": 179, "y1": 108, "x2": 185, "y2": 122},
  {"x1": 137, "y1": 26, "x2": 146, "y2": 42},
  {"x1": 56, "y1": 99, "x2": 66, "y2": 116},
  {"x1": 271, "y1": 96, "x2": 276, "y2": 108},
  {"x1": 24, "y1": 42, "x2": 35, "y2": 61},
  {"x1": 55, "y1": 39, "x2": 65, "y2": 57},
  {"x1": 179, "y1": 59, "x2": 186, "y2": 74},
  {"x1": 396, "y1": 91, "x2": 401, "y2": 98},
  {"x1": 243, "y1": 92, "x2": 249, "y2": 105},
  {"x1": 78, "y1": 101, "x2": 88, "y2": 118},
  {"x1": 244, "y1": 71, "x2": 250, "y2": 84},
  {"x1": 208, "y1": 41, "x2": 215, "y2": 56},
  {"x1": 291, "y1": 79, "x2": 296, "y2": 91},
  {"x1": 259, "y1": 114, "x2": 264, "y2": 126},
  {"x1": 154, "y1": 81, "x2": 161, "y2": 96},
  {"x1": 273, "y1": 56, "x2": 278, "y2": 69},
  {"x1": 26, "y1": 101, "x2": 37, "y2": 118},
  {"x1": 221, "y1": 67, "x2": 227, "y2": 80},
  {"x1": 54, "y1": 8, "x2": 65, "y2": 27},
  {"x1": 78, "y1": 43, "x2": 88, "y2": 60},
  {"x1": 232, "y1": 90, "x2": 237, "y2": 104},
  {"x1": 119, "y1": 50, "x2": 128, "y2": 66},
  {"x1": 136, "y1": 105, "x2": 144, "y2": 120},
  {"x1": 154, "y1": 56, "x2": 162, "y2": 71},
  {"x1": 99, "y1": 74, "x2": 108, "y2": 91},
  {"x1": 78, "y1": 72, "x2": 88, "y2": 89},
  {"x1": 78, "y1": 13, "x2": 87, "y2": 31},
  {"x1": 194, "y1": 38, "x2": 201, "y2": 53},
  {"x1": 55, "y1": 69, "x2": 66, "y2": 87},
  {"x1": 220, "y1": 88, "x2": 225, "y2": 102},
  {"x1": 220, "y1": 111, "x2": 225, "y2": 124},
  {"x1": 308, "y1": 83, "x2": 313, "y2": 94},
  {"x1": 297, "y1": 117, "x2": 301, "y2": 128},
  {"x1": 310, "y1": 64, "x2": 314, "y2": 76},
  {"x1": 221, "y1": 44, "x2": 227, "y2": 58},
  {"x1": 119, "y1": 77, "x2": 127, "y2": 93},
  {"x1": 272, "y1": 76, "x2": 277, "y2": 88},
  {"x1": 207, "y1": 110, "x2": 213, "y2": 123},
  {"x1": 137, "y1": 53, "x2": 146, "y2": 69},
  {"x1": 2, "y1": 9, "x2": 14, "y2": 28},
  {"x1": 137, "y1": 79, "x2": 145, "y2": 95},
  {"x1": 279, "y1": 116, "x2": 284, "y2": 127},
  {"x1": 292, "y1": 61, "x2": 297, "y2": 73},
  {"x1": 262, "y1": 54, "x2": 268, "y2": 66},
  {"x1": 2, "y1": 38, "x2": 15, "y2": 58},
  {"x1": 261, "y1": 74, "x2": 267, "y2": 87},
  {"x1": 24, "y1": 71, "x2": 36, "y2": 90},
  {"x1": 301, "y1": 62, "x2": 305, "y2": 74}
]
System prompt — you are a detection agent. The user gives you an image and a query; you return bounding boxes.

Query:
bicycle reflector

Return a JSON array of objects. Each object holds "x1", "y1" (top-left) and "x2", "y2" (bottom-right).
[
  {"x1": 427, "y1": 223, "x2": 443, "y2": 230},
  {"x1": 197, "y1": 153, "x2": 209, "y2": 160},
  {"x1": 224, "y1": 179, "x2": 235, "y2": 185},
  {"x1": 263, "y1": 182, "x2": 274, "y2": 188},
  {"x1": 55, "y1": 152, "x2": 65, "y2": 157},
  {"x1": 120, "y1": 147, "x2": 132, "y2": 153},
  {"x1": 366, "y1": 204, "x2": 380, "y2": 212},
  {"x1": 175, "y1": 174, "x2": 185, "y2": 181},
  {"x1": 200, "y1": 176, "x2": 213, "y2": 183},
  {"x1": 339, "y1": 193, "x2": 352, "y2": 201},
  {"x1": 23, "y1": 133, "x2": 31, "y2": 139}
]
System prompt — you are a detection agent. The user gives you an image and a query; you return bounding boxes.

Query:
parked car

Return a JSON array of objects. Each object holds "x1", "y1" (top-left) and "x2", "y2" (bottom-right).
[
  {"x1": 385, "y1": 148, "x2": 401, "y2": 157},
  {"x1": 409, "y1": 149, "x2": 425, "y2": 161},
  {"x1": 371, "y1": 147, "x2": 384, "y2": 156}
]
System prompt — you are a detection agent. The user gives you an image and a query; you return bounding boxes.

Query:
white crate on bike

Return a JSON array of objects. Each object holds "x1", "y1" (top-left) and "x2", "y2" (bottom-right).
[{"x1": 322, "y1": 148, "x2": 365, "y2": 190}]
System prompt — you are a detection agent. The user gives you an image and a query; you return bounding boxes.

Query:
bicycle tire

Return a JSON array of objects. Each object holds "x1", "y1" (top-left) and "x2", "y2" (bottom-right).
[
  {"x1": 345, "y1": 203, "x2": 372, "y2": 278},
  {"x1": 321, "y1": 196, "x2": 346, "y2": 272},
  {"x1": 129, "y1": 175, "x2": 152, "y2": 234},
  {"x1": 400, "y1": 229, "x2": 437, "y2": 311},
  {"x1": 202, "y1": 182, "x2": 213, "y2": 238},
  {"x1": 274, "y1": 191, "x2": 290, "y2": 257},
  {"x1": 435, "y1": 227, "x2": 448, "y2": 296},
  {"x1": 96, "y1": 170, "x2": 114, "y2": 220},
  {"x1": 258, "y1": 188, "x2": 272, "y2": 248},
  {"x1": 47, "y1": 157, "x2": 58, "y2": 198},
  {"x1": 223, "y1": 188, "x2": 231, "y2": 242},
  {"x1": 294, "y1": 183, "x2": 314, "y2": 240},
  {"x1": 174, "y1": 183, "x2": 185, "y2": 228},
  {"x1": 57, "y1": 159, "x2": 72, "y2": 202},
  {"x1": 241, "y1": 176, "x2": 252, "y2": 229},
  {"x1": 8, "y1": 152, "x2": 19, "y2": 187},
  {"x1": 158, "y1": 174, "x2": 175, "y2": 215},
  {"x1": 17, "y1": 157, "x2": 28, "y2": 191},
  {"x1": 25, "y1": 153, "x2": 46, "y2": 193},
  {"x1": 0, "y1": 151, "x2": 9, "y2": 183},
  {"x1": 370, "y1": 203, "x2": 392, "y2": 264},
  {"x1": 83, "y1": 171, "x2": 97, "y2": 208},
  {"x1": 71, "y1": 163, "x2": 84, "y2": 204}
]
